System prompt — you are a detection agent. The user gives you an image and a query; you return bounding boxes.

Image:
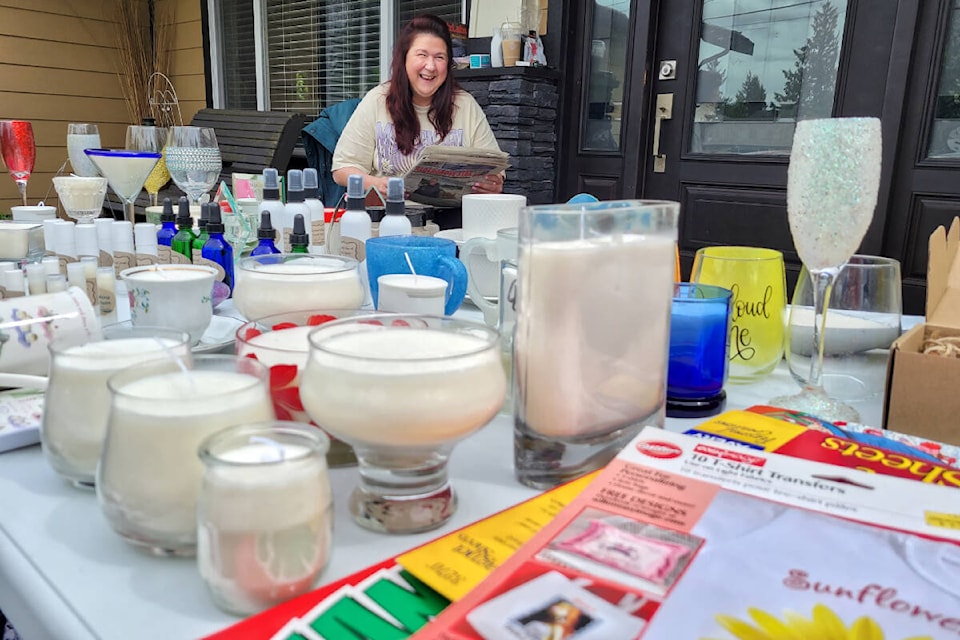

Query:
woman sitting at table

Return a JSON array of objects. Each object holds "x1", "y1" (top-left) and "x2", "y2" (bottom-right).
[{"x1": 332, "y1": 14, "x2": 504, "y2": 227}]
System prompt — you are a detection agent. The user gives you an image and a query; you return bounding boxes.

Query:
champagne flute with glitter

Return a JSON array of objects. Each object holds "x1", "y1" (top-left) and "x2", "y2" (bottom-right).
[{"x1": 769, "y1": 118, "x2": 882, "y2": 423}]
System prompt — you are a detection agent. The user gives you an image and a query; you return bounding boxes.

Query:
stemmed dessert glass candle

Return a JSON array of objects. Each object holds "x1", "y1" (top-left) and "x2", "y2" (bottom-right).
[
  {"x1": 165, "y1": 126, "x2": 221, "y2": 205},
  {"x1": 300, "y1": 314, "x2": 506, "y2": 534},
  {"x1": 84, "y1": 148, "x2": 161, "y2": 223},
  {"x1": 52, "y1": 175, "x2": 108, "y2": 225},
  {"x1": 1, "y1": 120, "x2": 36, "y2": 206},
  {"x1": 769, "y1": 117, "x2": 883, "y2": 423}
]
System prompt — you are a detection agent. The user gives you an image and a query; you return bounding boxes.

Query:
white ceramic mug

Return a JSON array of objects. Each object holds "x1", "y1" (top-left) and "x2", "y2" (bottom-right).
[
  {"x1": 0, "y1": 286, "x2": 101, "y2": 376},
  {"x1": 461, "y1": 194, "x2": 525, "y2": 240},
  {"x1": 120, "y1": 264, "x2": 218, "y2": 344},
  {"x1": 462, "y1": 227, "x2": 518, "y2": 326},
  {"x1": 377, "y1": 274, "x2": 447, "y2": 315}
]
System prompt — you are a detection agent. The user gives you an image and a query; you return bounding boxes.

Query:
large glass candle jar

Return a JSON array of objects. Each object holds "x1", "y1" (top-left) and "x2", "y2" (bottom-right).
[
  {"x1": 41, "y1": 323, "x2": 191, "y2": 488},
  {"x1": 97, "y1": 354, "x2": 274, "y2": 556},
  {"x1": 232, "y1": 254, "x2": 364, "y2": 321},
  {"x1": 235, "y1": 309, "x2": 366, "y2": 467},
  {"x1": 197, "y1": 422, "x2": 332, "y2": 616}
]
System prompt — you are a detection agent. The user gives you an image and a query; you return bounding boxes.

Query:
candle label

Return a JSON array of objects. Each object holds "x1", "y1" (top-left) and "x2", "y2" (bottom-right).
[
  {"x1": 57, "y1": 254, "x2": 78, "y2": 274},
  {"x1": 98, "y1": 285, "x2": 116, "y2": 315},
  {"x1": 84, "y1": 277, "x2": 98, "y2": 307},
  {"x1": 168, "y1": 249, "x2": 192, "y2": 265},
  {"x1": 136, "y1": 253, "x2": 159, "y2": 267},
  {"x1": 157, "y1": 246, "x2": 172, "y2": 265},
  {"x1": 339, "y1": 236, "x2": 366, "y2": 262},
  {"x1": 311, "y1": 220, "x2": 326, "y2": 248},
  {"x1": 99, "y1": 250, "x2": 114, "y2": 269},
  {"x1": 113, "y1": 251, "x2": 134, "y2": 278},
  {"x1": 728, "y1": 283, "x2": 774, "y2": 363},
  {"x1": 281, "y1": 225, "x2": 293, "y2": 252}
]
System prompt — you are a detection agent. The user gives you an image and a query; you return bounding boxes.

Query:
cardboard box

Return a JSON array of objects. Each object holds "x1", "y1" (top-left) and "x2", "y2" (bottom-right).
[{"x1": 884, "y1": 217, "x2": 960, "y2": 445}]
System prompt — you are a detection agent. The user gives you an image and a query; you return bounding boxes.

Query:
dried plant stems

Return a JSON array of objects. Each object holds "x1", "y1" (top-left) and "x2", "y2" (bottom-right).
[{"x1": 114, "y1": 0, "x2": 175, "y2": 125}]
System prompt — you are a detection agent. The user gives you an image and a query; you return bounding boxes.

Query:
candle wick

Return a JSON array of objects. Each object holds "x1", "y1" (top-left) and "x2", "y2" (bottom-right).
[
  {"x1": 152, "y1": 336, "x2": 193, "y2": 383},
  {"x1": 249, "y1": 435, "x2": 286, "y2": 462},
  {"x1": 404, "y1": 252, "x2": 417, "y2": 285}
]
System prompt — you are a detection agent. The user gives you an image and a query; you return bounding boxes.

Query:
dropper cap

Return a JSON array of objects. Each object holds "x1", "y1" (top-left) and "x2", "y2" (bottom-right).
[
  {"x1": 386, "y1": 177, "x2": 405, "y2": 216},
  {"x1": 346, "y1": 174, "x2": 365, "y2": 211},
  {"x1": 160, "y1": 197, "x2": 175, "y2": 223},
  {"x1": 263, "y1": 168, "x2": 281, "y2": 201},
  {"x1": 303, "y1": 168, "x2": 319, "y2": 199},
  {"x1": 290, "y1": 214, "x2": 309, "y2": 246},
  {"x1": 258, "y1": 211, "x2": 277, "y2": 240},
  {"x1": 176, "y1": 196, "x2": 192, "y2": 228},
  {"x1": 205, "y1": 203, "x2": 224, "y2": 234},
  {"x1": 286, "y1": 169, "x2": 305, "y2": 203},
  {"x1": 197, "y1": 203, "x2": 210, "y2": 230}
]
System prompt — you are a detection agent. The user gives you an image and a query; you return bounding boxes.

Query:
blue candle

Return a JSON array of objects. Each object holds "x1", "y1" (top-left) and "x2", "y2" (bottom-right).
[{"x1": 667, "y1": 283, "x2": 732, "y2": 403}]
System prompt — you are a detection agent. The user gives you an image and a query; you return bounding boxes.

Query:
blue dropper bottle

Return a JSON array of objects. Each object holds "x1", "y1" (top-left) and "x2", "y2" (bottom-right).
[
  {"x1": 251, "y1": 211, "x2": 281, "y2": 257},
  {"x1": 201, "y1": 203, "x2": 235, "y2": 292}
]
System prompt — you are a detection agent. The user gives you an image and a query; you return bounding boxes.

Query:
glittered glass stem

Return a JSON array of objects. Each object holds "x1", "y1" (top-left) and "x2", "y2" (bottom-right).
[{"x1": 805, "y1": 267, "x2": 839, "y2": 392}]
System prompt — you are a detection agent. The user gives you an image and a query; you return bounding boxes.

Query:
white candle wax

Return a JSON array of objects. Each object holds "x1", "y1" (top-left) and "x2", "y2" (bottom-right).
[
  {"x1": 0, "y1": 223, "x2": 42, "y2": 260},
  {"x1": 301, "y1": 328, "x2": 505, "y2": 447},
  {"x1": 98, "y1": 370, "x2": 274, "y2": 539},
  {"x1": 515, "y1": 236, "x2": 674, "y2": 438},
  {"x1": 377, "y1": 274, "x2": 447, "y2": 315},
  {"x1": 125, "y1": 265, "x2": 213, "y2": 282},
  {"x1": 241, "y1": 325, "x2": 313, "y2": 367},
  {"x1": 42, "y1": 337, "x2": 187, "y2": 484},
  {"x1": 198, "y1": 439, "x2": 332, "y2": 614},
  {"x1": 233, "y1": 260, "x2": 363, "y2": 321}
]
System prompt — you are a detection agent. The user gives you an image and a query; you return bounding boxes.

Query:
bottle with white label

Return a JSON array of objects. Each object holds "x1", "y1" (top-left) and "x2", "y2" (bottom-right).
[
  {"x1": 75, "y1": 224, "x2": 99, "y2": 264},
  {"x1": 282, "y1": 169, "x2": 310, "y2": 252},
  {"x1": 339, "y1": 175, "x2": 372, "y2": 303},
  {"x1": 302, "y1": 168, "x2": 325, "y2": 253},
  {"x1": 134, "y1": 222, "x2": 159, "y2": 266},
  {"x1": 111, "y1": 221, "x2": 136, "y2": 277},
  {"x1": 378, "y1": 177, "x2": 412, "y2": 237},
  {"x1": 96, "y1": 266, "x2": 117, "y2": 323},
  {"x1": 54, "y1": 220, "x2": 78, "y2": 274},
  {"x1": 259, "y1": 167, "x2": 284, "y2": 246},
  {"x1": 94, "y1": 218, "x2": 114, "y2": 268}
]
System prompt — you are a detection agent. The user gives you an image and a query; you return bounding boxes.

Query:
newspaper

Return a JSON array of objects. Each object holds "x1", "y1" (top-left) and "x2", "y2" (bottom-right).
[{"x1": 402, "y1": 146, "x2": 510, "y2": 208}]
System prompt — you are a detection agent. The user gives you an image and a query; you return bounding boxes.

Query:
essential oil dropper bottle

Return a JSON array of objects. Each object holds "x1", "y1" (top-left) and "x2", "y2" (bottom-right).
[
  {"x1": 170, "y1": 196, "x2": 196, "y2": 264},
  {"x1": 289, "y1": 214, "x2": 310, "y2": 254},
  {"x1": 251, "y1": 211, "x2": 281, "y2": 257}
]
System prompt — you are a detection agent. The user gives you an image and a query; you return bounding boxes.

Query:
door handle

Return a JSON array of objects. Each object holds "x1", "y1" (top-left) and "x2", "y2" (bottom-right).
[{"x1": 652, "y1": 93, "x2": 674, "y2": 173}]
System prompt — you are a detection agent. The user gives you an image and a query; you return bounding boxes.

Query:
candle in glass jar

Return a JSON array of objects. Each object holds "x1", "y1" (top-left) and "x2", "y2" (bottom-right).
[
  {"x1": 197, "y1": 430, "x2": 332, "y2": 615},
  {"x1": 301, "y1": 327, "x2": 506, "y2": 447},
  {"x1": 42, "y1": 334, "x2": 189, "y2": 487},
  {"x1": 233, "y1": 256, "x2": 363, "y2": 321},
  {"x1": 515, "y1": 236, "x2": 675, "y2": 438},
  {"x1": 241, "y1": 325, "x2": 313, "y2": 367},
  {"x1": 98, "y1": 366, "x2": 273, "y2": 551}
]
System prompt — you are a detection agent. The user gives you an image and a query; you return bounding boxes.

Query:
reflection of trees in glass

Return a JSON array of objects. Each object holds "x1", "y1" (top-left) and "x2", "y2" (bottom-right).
[
  {"x1": 774, "y1": 2, "x2": 839, "y2": 119},
  {"x1": 724, "y1": 72, "x2": 768, "y2": 119},
  {"x1": 936, "y1": 10, "x2": 960, "y2": 119}
]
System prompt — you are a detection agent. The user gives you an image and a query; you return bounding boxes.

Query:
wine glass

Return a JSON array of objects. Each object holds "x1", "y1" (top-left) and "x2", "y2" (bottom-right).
[
  {"x1": 84, "y1": 149, "x2": 161, "y2": 223},
  {"x1": 300, "y1": 314, "x2": 506, "y2": 534},
  {"x1": 67, "y1": 123, "x2": 101, "y2": 177},
  {"x1": 164, "y1": 126, "x2": 222, "y2": 205},
  {"x1": 53, "y1": 176, "x2": 108, "y2": 225},
  {"x1": 126, "y1": 125, "x2": 170, "y2": 206},
  {"x1": 769, "y1": 117, "x2": 883, "y2": 423},
  {"x1": 1, "y1": 120, "x2": 36, "y2": 206}
]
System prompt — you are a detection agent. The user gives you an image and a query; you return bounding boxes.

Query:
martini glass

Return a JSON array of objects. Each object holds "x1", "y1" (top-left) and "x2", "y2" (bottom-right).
[
  {"x1": 769, "y1": 117, "x2": 882, "y2": 423},
  {"x1": 53, "y1": 176, "x2": 108, "y2": 225},
  {"x1": 84, "y1": 149, "x2": 161, "y2": 223},
  {"x1": 1, "y1": 120, "x2": 36, "y2": 206},
  {"x1": 165, "y1": 126, "x2": 221, "y2": 205},
  {"x1": 126, "y1": 125, "x2": 170, "y2": 206}
]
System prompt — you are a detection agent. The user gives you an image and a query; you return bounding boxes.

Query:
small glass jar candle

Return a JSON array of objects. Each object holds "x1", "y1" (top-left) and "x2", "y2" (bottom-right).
[{"x1": 197, "y1": 421, "x2": 332, "y2": 616}]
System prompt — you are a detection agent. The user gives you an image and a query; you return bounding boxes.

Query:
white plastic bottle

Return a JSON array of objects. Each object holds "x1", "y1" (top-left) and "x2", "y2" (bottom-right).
[
  {"x1": 282, "y1": 169, "x2": 311, "y2": 252},
  {"x1": 302, "y1": 168, "x2": 326, "y2": 253},
  {"x1": 258, "y1": 167, "x2": 285, "y2": 248},
  {"x1": 339, "y1": 174, "x2": 372, "y2": 303},
  {"x1": 491, "y1": 26, "x2": 504, "y2": 67},
  {"x1": 378, "y1": 177, "x2": 412, "y2": 237}
]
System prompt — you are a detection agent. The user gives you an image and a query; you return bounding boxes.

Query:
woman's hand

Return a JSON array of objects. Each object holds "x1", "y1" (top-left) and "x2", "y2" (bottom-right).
[{"x1": 471, "y1": 172, "x2": 504, "y2": 194}]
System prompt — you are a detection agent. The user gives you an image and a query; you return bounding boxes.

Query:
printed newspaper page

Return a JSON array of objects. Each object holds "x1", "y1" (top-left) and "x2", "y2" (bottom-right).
[{"x1": 403, "y1": 146, "x2": 510, "y2": 207}]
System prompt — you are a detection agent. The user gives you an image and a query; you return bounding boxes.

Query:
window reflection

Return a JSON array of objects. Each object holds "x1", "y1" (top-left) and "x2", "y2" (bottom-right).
[
  {"x1": 583, "y1": 0, "x2": 630, "y2": 151},
  {"x1": 692, "y1": 0, "x2": 846, "y2": 155},
  {"x1": 929, "y1": 1, "x2": 960, "y2": 158}
]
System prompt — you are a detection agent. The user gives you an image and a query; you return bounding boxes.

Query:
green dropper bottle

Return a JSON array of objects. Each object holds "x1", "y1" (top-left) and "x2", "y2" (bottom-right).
[
  {"x1": 191, "y1": 204, "x2": 211, "y2": 263},
  {"x1": 170, "y1": 196, "x2": 196, "y2": 263},
  {"x1": 289, "y1": 213, "x2": 310, "y2": 253}
]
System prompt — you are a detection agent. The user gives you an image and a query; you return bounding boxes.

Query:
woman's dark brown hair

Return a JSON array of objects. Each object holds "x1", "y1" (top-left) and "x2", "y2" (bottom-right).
[{"x1": 386, "y1": 14, "x2": 459, "y2": 155}]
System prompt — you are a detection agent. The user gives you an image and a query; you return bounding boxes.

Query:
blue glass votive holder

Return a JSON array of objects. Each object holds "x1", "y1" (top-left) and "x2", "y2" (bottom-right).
[{"x1": 667, "y1": 283, "x2": 733, "y2": 418}]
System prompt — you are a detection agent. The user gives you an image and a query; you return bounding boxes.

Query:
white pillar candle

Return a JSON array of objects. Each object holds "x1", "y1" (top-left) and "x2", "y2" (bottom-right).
[
  {"x1": 197, "y1": 430, "x2": 332, "y2": 615},
  {"x1": 42, "y1": 336, "x2": 189, "y2": 487},
  {"x1": 377, "y1": 274, "x2": 447, "y2": 315},
  {"x1": 98, "y1": 366, "x2": 274, "y2": 552},
  {"x1": 94, "y1": 217, "x2": 114, "y2": 268}
]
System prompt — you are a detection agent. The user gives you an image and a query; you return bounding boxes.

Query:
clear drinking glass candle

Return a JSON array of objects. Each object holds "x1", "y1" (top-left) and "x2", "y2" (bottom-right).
[
  {"x1": 97, "y1": 354, "x2": 274, "y2": 556},
  {"x1": 232, "y1": 254, "x2": 364, "y2": 321},
  {"x1": 41, "y1": 323, "x2": 191, "y2": 488},
  {"x1": 197, "y1": 422, "x2": 332, "y2": 616}
]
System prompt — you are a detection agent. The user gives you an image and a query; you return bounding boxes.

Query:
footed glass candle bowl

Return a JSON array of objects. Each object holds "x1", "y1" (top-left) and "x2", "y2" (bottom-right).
[
  {"x1": 300, "y1": 314, "x2": 506, "y2": 534},
  {"x1": 232, "y1": 254, "x2": 364, "y2": 321}
]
